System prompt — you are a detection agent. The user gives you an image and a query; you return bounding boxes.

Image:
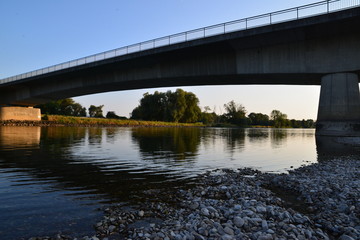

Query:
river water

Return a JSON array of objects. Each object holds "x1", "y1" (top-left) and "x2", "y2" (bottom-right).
[{"x1": 0, "y1": 126, "x2": 347, "y2": 239}]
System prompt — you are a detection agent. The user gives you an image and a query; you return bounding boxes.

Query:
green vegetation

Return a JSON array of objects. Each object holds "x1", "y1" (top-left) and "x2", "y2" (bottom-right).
[
  {"x1": 88, "y1": 105, "x2": 104, "y2": 118},
  {"x1": 35, "y1": 98, "x2": 86, "y2": 117},
  {"x1": 44, "y1": 115, "x2": 203, "y2": 127},
  {"x1": 131, "y1": 89, "x2": 201, "y2": 123},
  {"x1": 35, "y1": 89, "x2": 315, "y2": 128}
]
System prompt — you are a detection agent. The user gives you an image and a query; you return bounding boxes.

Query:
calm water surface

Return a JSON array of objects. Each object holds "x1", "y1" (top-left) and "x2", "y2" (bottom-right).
[{"x1": 0, "y1": 126, "x2": 351, "y2": 239}]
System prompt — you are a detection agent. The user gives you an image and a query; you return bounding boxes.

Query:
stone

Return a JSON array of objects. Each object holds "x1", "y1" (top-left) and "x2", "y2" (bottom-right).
[
  {"x1": 234, "y1": 217, "x2": 245, "y2": 228},
  {"x1": 223, "y1": 226, "x2": 234, "y2": 235},
  {"x1": 201, "y1": 208, "x2": 210, "y2": 216},
  {"x1": 138, "y1": 210, "x2": 145, "y2": 217},
  {"x1": 262, "y1": 220, "x2": 268, "y2": 231},
  {"x1": 189, "y1": 202, "x2": 199, "y2": 210},
  {"x1": 339, "y1": 235, "x2": 355, "y2": 240}
]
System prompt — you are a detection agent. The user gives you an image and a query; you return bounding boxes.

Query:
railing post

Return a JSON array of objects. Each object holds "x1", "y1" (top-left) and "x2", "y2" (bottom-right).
[
  {"x1": 297, "y1": 7, "x2": 299, "y2": 19},
  {"x1": 270, "y1": 13, "x2": 272, "y2": 24},
  {"x1": 245, "y1": 18, "x2": 248, "y2": 29},
  {"x1": 327, "y1": 0, "x2": 329, "y2": 13}
]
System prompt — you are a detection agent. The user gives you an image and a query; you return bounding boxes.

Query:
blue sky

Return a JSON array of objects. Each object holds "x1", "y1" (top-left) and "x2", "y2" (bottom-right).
[{"x1": 1, "y1": 0, "x2": 322, "y2": 119}]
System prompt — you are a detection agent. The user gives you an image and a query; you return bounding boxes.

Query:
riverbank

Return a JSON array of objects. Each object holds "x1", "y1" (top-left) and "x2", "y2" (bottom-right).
[
  {"x1": 29, "y1": 157, "x2": 359, "y2": 240},
  {"x1": 0, "y1": 115, "x2": 204, "y2": 128}
]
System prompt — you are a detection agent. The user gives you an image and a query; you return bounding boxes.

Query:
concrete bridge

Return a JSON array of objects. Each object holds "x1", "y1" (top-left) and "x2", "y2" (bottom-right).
[{"x1": 1, "y1": 0, "x2": 360, "y2": 136}]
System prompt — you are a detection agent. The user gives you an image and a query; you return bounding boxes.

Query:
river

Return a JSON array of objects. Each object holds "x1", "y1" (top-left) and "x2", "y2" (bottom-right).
[{"x1": 0, "y1": 126, "x2": 347, "y2": 239}]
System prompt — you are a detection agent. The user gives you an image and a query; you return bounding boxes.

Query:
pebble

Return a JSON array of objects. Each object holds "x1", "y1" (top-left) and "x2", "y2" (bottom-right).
[
  {"x1": 29, "y1": 158, "x2": 360, "y2": 240},
  {"x1": 138, "y1": 210, "x2": 144, "y2": 217}
]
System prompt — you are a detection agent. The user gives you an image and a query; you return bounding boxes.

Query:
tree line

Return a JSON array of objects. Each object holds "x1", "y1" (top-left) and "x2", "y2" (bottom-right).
[
  {"x1": 35, "y1": 89, "x2": 315, "y2": 128},
  {"x1": 35, "y1": 99, "x2": 125, "y2": 119},
  {"x1": 130, "y1": 89, "x2": 315, "y2": 128}
]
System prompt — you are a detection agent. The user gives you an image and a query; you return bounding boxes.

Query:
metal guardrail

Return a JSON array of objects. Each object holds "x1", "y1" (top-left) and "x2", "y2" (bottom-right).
[{"x1": 1, "y1": 0, "x2": 359, "y2": 84}]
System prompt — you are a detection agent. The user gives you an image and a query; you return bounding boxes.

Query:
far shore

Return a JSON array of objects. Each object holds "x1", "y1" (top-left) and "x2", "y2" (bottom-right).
[
  {"x1": 0, "y1": 115, "x2": 204, "y2": 128},
  {"x1": 0, "y1": 115, "x2": 316, "y2": 129}
]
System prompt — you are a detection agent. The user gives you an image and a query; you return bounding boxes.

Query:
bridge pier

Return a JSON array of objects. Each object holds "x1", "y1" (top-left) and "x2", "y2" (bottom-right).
[
  {"x1": 0, "y1": 106, "x2": 41, "y2": 121},
  {"x1": 316, "y1": 73, "x2": 360, "y2": 136}
]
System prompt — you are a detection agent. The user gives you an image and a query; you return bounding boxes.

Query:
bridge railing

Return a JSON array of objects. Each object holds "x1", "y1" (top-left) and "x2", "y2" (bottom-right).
[{"x1": 1, "y1": 0, "x2": 359, "y2": 84}]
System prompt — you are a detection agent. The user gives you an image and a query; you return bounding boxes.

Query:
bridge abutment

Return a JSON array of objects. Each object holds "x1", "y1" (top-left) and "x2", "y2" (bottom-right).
[
  {"x1": 0, "y1": 107, "x2": 41, "y2": 121},
  {"x1": 316, "y1": 73, "x2": 360, "y2": 136}
]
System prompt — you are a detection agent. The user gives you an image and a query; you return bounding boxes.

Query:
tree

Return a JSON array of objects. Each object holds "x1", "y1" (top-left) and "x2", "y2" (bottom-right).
[
  {"x1": 130, "y1": 89, "x2": 202, "y2": 123},
  {"x1": 223, "y1": 100, "x2": 248, "y2": 126},
  {"x1": 106, "y1": 111, "x2": 119, "y2": 119},
  {"x1": 35, "y1": 98, "x2": 86, "y2": 117},
  {"x1": 248, "y1": 112, "x2": 270, "y2": 126},
  {"x1": 89, "y1": 105, "x2": 104, "y2": 118},
  {"x1": 270, "y1": 110, "x2": 288, "y2": 128},
  {"x1": 180, "y1": 91, "x2": 201, "y2": 123}
]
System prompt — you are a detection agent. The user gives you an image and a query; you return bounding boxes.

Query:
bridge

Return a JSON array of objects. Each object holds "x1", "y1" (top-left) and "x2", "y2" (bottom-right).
[{"x1": 0, "y1": 0, "x2": 360, "y2": 136}]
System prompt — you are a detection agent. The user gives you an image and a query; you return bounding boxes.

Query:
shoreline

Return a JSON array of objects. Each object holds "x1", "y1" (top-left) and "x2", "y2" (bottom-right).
[
  {"x1": 29, "y1": 157, "x2": 360, "y2": 240},
  {"x1": 0, "y1": 119, "x2": 204, "y2": 128}
]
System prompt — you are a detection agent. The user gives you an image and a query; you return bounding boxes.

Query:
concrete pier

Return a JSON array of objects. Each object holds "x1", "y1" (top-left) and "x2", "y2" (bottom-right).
[
  {"x1": 0, "y1": 107, "x2": 41, "y2": 121},
  {"x1": 316, "y1": 73, "x2": 360, "y2": 136}
]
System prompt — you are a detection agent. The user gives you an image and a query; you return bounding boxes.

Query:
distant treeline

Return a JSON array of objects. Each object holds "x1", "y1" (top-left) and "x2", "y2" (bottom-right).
[
  {"x1": 129, "y1": 89, "x2": 315, "y2": 128},
  {"x1": 35, "y1": 89, "x2": 315, "y2": 128},
  {"x1": 35, "y1": 99, "x2": 126, "y2": 119}
]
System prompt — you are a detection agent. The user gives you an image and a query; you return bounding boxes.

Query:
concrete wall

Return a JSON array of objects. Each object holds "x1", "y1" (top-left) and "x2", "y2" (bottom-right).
[{"x1": 0, "y1": 107, "x2": 41, "y2": 121}]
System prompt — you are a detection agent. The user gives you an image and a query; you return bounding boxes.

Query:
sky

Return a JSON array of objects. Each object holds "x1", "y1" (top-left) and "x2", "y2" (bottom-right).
[{"x1": 1, "y1": 0, "x2": 323, "y2": 120}]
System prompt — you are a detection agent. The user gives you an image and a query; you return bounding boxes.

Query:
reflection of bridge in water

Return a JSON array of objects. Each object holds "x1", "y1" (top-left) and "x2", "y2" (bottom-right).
[
  {"x1": 0, "y1": 0, "x2": 360, "y2": 135},
  {"x1": 0, "y1": 126, "x2": 40, "y2": 148}
]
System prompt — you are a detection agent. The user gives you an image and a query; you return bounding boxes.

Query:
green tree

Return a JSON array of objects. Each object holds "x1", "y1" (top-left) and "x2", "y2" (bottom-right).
[
  {"x1": 130, "y1": 89, "x2": 201, "y2": 123},
  {"x1": 35, "y1": 98, "x2": 86, "y2": 116},
  {"x1": 169, "y1": 89, "x2": 187, "y2": 122},
  {"x1": 106, "y1": 111, "x2": 120, "y2": 119},
  {"x1": 89, "y1": 105, "x2": 104, "y2": 118},
  {"x1": 180, "y1": 91, "x2": 201, "y2": 123},
  {"x1": 270, "y1": 110, "x2": 288, "y2": 128},
  {"x1": 223, "y1": 100, "x2": 248, "y2": 126},
  {"x1": 248, "y1": 112, "x2": 270, "y2": 126}
]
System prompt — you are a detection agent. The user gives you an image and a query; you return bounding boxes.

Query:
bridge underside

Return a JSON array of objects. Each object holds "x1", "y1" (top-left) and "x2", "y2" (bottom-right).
[{"x1": 0, "y1": 7, "x2": 360, "y2": 135}]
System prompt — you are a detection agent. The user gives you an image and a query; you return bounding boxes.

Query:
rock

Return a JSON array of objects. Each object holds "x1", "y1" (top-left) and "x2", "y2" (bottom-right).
[
  {"x1": 339, "y1": 235, "x2": 355, "y2": 240},
  {"x1": 223, "y1": 226, "x2": 234, "y2": 235},
  {"x1": 189, "y1": 202, "x2": 199, "y2": 210},
  {"x1": 256, "y1": 206, "x2": 267, "y2": 213},
  {"x1": 138, "y1": 210, "x2": 145, "y2": 217},
  {"x1": 261, "y1": 220, "x2": 268, "y2": 231},
  {"x1": 257, "y1": 234, "x2": 273, "y2": 240},
  {"x1": 234, "y1": 217, "x2": 245, "y2": 228},
  {"x1": 108, "y1": 225, "x2": 116, "y2": 233},
  {"x1": 201, "y1": 208, "x2": 210, "y2": 216}
]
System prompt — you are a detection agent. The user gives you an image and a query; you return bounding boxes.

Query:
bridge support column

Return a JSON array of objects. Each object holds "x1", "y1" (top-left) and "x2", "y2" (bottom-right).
[
  {"x1": 0, "y1": 107, "x2": 41, "y2": 121},
  {"x1": 316, "y1": 73, "x2": 360, "y2": 136}
]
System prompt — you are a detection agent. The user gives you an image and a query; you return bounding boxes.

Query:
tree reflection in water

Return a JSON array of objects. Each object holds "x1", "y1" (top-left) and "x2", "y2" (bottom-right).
[{"x1": 131, "y1": 127, "x2": 201, "y2": 162}]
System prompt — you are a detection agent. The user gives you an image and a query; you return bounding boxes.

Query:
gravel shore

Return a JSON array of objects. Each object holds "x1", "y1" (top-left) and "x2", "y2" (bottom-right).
[{"x1": 29, "y1": 157, "x2": 360, "y2": 240}]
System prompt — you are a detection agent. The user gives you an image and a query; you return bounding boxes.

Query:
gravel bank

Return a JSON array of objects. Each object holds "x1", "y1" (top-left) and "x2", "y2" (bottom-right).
[{"x1": 29, "y1": 157, "x2": 360, "y2": 240}]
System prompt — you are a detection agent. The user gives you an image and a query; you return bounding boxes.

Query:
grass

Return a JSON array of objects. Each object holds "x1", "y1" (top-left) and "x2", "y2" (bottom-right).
[{"x1": 43, "y1": 115, "x2": 204, "y2": 127}]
